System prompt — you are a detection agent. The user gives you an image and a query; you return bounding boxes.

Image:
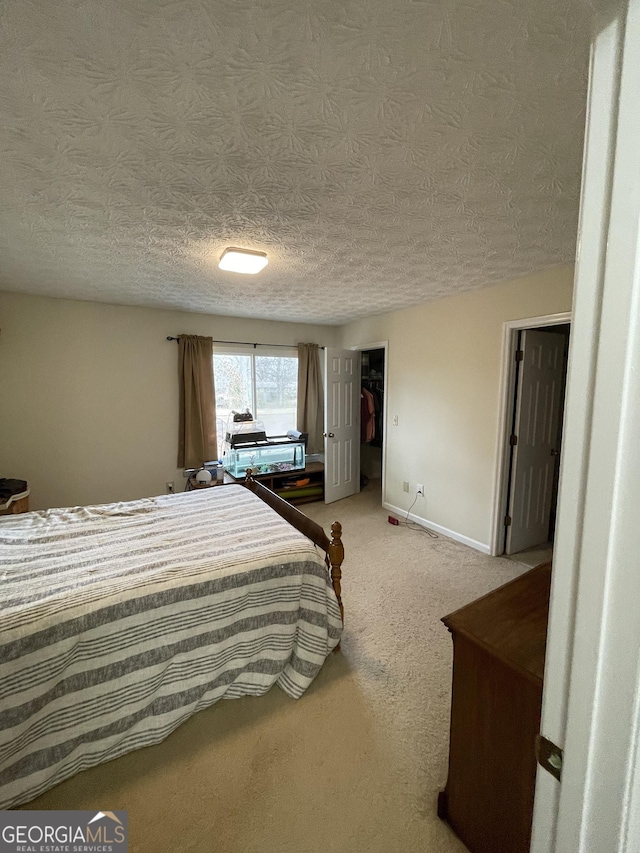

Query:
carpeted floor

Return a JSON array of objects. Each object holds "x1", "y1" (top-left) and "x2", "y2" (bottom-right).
[{"x1": 22, "y1": 483, "x2": 525, "y2": 853}]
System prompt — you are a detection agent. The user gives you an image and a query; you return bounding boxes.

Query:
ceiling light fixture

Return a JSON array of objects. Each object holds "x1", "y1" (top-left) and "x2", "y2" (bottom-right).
[{"x1": 218, "y1": 247, "x2": 268, "y2": 275}]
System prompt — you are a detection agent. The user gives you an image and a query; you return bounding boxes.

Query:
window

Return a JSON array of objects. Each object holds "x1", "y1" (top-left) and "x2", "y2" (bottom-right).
[{"x1": 213, "y1": 347, "x2": 298, "y2": 457}]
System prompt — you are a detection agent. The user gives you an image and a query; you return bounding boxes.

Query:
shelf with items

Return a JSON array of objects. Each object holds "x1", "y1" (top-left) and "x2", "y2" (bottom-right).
[{"x1": 227, "y1": 461, "x2": 325, "y2": 506}]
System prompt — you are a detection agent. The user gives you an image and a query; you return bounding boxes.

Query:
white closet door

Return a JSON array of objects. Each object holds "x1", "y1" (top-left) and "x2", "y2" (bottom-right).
[
  {"x1": 324, "y1": 349, "x2": 359, "y2": 504},
  {"x1": 506, "y1": 329, "x2": 565, "y2": 555}
]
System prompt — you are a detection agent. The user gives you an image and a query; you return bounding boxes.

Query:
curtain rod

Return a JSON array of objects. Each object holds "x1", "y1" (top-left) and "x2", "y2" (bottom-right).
[{"x1": 166, "y1": 336, "x2": 324, "y2": 349}]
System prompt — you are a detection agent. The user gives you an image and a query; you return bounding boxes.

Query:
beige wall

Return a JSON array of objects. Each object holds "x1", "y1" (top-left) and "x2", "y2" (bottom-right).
[
  {"x1": 0, "y1": 293, "x2": 338, "y2": 510},
  {"x1": 342, "y1": 265, "x2": 574, "y2": 549},
  {"x1": 1, "y1": 266, "x2": 573, "y2": 538}
]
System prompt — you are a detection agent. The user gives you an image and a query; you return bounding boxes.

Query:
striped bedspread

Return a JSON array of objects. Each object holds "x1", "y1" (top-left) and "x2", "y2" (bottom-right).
[{"x1": 0, "y1": 485, "x2": 342, "y2": 809}]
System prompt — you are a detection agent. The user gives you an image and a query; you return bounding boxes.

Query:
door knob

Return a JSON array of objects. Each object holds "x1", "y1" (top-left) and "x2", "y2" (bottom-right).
[
  {"x1": 550, "y1": 449, "x2": 560, "y2": 457},
  {"x1": 323, "y1": 432, "x2": 335, "y2": 438}
]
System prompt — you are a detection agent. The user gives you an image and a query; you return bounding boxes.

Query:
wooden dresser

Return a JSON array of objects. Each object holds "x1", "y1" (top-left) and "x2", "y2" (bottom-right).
[{"x1": 438, "y1": 563, "x2": 552, "y2": 853}]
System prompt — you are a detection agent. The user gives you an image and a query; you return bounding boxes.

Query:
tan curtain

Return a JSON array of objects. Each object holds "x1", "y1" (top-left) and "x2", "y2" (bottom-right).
[
  {"x1": 177, "y1": 335, "x2": 217, "y2": 469},
  {"x1": 297, "y1": 343, "x2": 324, "y2": 454}
]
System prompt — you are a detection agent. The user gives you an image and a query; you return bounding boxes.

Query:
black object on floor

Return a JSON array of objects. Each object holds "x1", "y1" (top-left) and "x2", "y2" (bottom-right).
[{"x1": 0, "y1": 478, "x2": 29, "y2": 508}]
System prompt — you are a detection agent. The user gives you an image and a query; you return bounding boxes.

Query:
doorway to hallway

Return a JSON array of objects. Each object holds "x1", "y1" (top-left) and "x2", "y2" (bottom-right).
[{"x1": 491, "y1": 315, "x2": 571, "y2": 559}]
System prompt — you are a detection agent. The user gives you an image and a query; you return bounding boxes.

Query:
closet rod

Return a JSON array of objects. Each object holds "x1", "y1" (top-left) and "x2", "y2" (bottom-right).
[{"x1": 167, "y1": 336, "x2": 324, "y2": 349}]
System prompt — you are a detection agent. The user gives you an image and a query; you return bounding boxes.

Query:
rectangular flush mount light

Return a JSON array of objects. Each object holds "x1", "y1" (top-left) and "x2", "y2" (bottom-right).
[{"x1": 218, "y1": 247, "x2": 268, "y2": 274}]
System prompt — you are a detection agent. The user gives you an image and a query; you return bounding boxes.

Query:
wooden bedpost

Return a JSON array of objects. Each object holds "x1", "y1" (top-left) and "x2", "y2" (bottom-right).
[
  {"x1": 242, "y1": 468, "x2": 345, "y2": 647},
  {"x1": 328, "y1": 521, "x2": 344, "y2": 654},
  {"x1": 328, "y1": 521, "x2": 344, "y2": 625}
]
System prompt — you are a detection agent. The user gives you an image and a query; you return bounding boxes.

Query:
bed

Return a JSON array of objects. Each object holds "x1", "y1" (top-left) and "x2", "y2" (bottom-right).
[{"x1": 0, "y1": 476, "x2": 344, "y2": 809}]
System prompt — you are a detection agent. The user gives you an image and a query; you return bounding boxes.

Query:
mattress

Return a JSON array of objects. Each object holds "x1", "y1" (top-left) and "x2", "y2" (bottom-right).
[{"x1": 0, "y1": 485, "x2": 342, "y2": 808}]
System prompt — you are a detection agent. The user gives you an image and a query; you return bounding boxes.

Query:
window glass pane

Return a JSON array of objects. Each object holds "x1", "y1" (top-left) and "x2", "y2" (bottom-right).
[
  {"x1": 213, "y1": 354, "x2": 253, "y2": 456},
  {"x1": 255, "y1": 356, "x2": 298, "y2": 436}
]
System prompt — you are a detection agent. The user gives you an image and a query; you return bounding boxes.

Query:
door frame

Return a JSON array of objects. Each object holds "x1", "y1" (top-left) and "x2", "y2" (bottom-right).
[
  {"x1": 351, "y1": 341, "x2": 389, "y2": 499},
  {"x1": 489, "y1": 312, "x2": 571, "y2": 557}
]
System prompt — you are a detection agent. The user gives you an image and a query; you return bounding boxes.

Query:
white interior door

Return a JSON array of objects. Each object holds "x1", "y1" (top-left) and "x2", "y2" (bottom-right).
[
  {"x1": 324, "y1": 348, "x2": 359, "y2": 504},
  {"x1": 532, "y1": 3, "x2": 640, "y2": 850},
  {"x1": 506, "y1": 329, "x2": 565, "y2": 554}
]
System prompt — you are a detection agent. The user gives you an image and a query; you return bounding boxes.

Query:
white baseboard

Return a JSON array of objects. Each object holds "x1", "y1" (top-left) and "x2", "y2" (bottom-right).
[{"x1": 383, "y1": 502, "x2": 491, "y2": 555}]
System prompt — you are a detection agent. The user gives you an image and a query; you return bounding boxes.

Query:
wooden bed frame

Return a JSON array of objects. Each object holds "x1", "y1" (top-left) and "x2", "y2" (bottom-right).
[
  {"x1": 242, "y1": 469, "x2": 344, "y2": 629},
  {"x1": 0, "y1": 477, "x2": 344, "y2": 809}
]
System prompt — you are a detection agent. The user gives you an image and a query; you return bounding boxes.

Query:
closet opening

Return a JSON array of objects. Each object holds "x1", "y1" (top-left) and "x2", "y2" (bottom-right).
[{"x1": 360, "y1": 347, "x2": 385, "y2": 496}]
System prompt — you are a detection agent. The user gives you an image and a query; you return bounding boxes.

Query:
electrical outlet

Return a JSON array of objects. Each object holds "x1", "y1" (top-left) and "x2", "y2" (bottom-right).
[
  {"x1": 393, "y1": 414, "x2": 399, "y2": 426},
  {"x1": 417, "y1": 483, "x2": 424, "y2": 496},
  {"x1": 403, "y1": 481, "x2": 409, "y2": 492},
  {"x1": 166, "y1": 481, "x2": 175, "y2": 494}
]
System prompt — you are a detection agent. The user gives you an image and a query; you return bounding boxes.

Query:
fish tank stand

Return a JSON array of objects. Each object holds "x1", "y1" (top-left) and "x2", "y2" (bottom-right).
[{"x1": 228, "y1": 460, "x2": 325, "y2": 506}]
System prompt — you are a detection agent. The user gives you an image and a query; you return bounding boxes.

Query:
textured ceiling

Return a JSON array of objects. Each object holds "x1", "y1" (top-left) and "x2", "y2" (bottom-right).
[{"x1": 0, "y1": 0, "x2": 591, "y2": 325}]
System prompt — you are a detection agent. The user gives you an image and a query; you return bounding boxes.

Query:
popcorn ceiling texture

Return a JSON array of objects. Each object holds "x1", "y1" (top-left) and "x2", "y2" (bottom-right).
[{"x1": 0, "y1": 0, "x2": 591, "y2": 325}]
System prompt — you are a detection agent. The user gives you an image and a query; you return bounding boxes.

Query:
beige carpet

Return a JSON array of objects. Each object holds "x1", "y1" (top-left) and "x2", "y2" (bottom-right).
[{"x1": 22, "y1": 483, "x2": 525, "y2": 853}]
